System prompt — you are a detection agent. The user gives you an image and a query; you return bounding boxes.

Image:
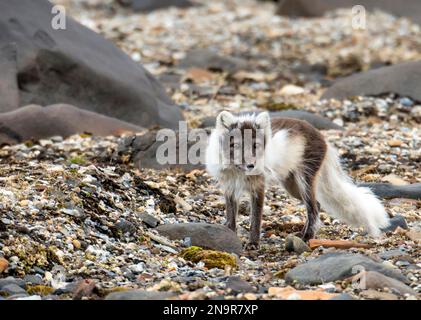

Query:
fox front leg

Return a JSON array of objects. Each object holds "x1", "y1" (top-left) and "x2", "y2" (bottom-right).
[
  {"x1": 225, "y1": 193, "x2": 239, "y2": 233},
  {"x1": 247, "y1": 179, "x2": 265, "y2": 249}
]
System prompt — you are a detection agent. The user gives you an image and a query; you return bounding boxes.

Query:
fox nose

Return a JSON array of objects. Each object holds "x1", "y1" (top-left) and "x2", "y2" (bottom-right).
[{"x1": 246, "y1": 164, "x2": 255, "y2": 170}]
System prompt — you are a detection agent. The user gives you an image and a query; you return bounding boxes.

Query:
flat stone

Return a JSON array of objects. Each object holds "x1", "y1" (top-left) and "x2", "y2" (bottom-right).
[
  {"x1": 285, "y1": 253, "x2": 408, "y2": 285},
  {"x1": 23, "y1": 275, "x2": 44, "y2": 286},
  {"x1": 0, "y1": 277, "x2": 26, "y2": 290},
  {"x1": 381, "y1": 215, "x2": 408, "y2": 233},
  {"x1": 156, "y1": 223, "x2": 243, "y2": 255},
  {"x1": 354, "y1": 271, "x2": 416, "y2": 296},
  {"x1": 1, "y1": 284, "x2": 27, "y2": 296},
  {"x1": 225, "y1": 276, "x2": 255, "y2": 293},
  {"x1": 105, "y1": 290, "x2": 175, "y2": 300},
  {"x1": 379, "y1": 249, "x2": 409, "y2": 260},
  {"x1": 359, "y1": 183, "x2": 421, "y2": 200},
  {"x1": 285, "y1": 235, "x2": 311, "y2": 254},
  {"x1": 139, "y1": 212, "x2": 160, "y2": 228}
]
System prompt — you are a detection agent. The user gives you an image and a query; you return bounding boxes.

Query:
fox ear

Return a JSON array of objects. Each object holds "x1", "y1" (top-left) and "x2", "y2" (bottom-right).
[
  {"x1": 216, "y1": 111, "x2": 236, "y2": 129},
  {"x1": 255, "y1": 112, "x2": 270, "y2": 129},
  {"x1": 255, "y1": 112, "x2": 272, "y2": 139}
]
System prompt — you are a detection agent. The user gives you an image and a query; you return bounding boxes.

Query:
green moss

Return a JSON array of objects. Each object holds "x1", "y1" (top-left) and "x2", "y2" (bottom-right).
[
  {"x1": 180, "y1": 246, "x2": 237, "y2": 269},
  {"x1": 69, "y1": 155, "x2": 86, "y2": 165},
  {"x1": 26, "y1": 285, "x2": 55, "y2": 296}
]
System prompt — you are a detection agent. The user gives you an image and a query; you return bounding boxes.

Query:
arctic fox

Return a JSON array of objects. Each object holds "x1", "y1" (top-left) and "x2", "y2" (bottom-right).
[{"x1": 206, "y1": 111, "x2": 390, "y2": 248}]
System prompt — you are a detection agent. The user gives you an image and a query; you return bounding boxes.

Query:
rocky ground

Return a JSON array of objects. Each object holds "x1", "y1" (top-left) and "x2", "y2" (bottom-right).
[{"x1": 0, "y1": 0, "x2": 420, "y2": 300}]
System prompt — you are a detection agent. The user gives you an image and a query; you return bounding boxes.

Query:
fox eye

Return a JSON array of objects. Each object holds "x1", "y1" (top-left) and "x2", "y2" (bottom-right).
[{"x1": 232, "y1": 143, "x2": 241, "y2": 149}]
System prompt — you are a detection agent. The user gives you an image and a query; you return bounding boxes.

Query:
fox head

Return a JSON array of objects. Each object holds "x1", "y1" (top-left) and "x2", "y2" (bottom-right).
[{"x1": 213, "y1": 111, "x2": 271, "y2": 174}]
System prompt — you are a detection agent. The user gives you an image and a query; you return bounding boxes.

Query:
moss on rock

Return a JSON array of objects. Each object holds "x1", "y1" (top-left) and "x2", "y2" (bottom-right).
[
  {"x1": 26, "y1": 285, "x2": 55, "y2": 296},
  {"x1": 180, "y1": 246, "x2": 237, "y2": 269}
]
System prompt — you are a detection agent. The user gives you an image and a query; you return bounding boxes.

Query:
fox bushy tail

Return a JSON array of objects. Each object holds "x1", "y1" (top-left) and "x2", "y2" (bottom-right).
[{"x1": 316, "y1": 145, "x2": 390, "y2": 237}]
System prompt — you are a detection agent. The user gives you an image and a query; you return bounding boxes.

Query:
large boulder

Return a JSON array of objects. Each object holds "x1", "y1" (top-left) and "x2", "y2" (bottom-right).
[
  {"x1": 156, "y1": 223, "x2": 243, "y2": 255},
  {"x1": 277, "y1": 0, "x2": 421, "y2": 25},
  {"x1": 285, "y1": 252, "x2": 408, "y2": 285},
  {"x1": 0, "y1": 104, "x2": 144, "y2": 145},
  {"x1": 322, "y1": 61, "x2": 421, "y2": 102},
  {"x1": 0, "y1": 0, "x2": 183, "y2": 129}
]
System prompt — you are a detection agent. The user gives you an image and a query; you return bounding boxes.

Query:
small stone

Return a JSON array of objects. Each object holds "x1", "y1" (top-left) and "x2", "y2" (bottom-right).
[
  {"x1": 139, "y1": 212, "x2": 160, "y2": 228},
  {"x1": 113, "y1": 219, "x2": 137, "y2": 235},
  {"x1": 381, "y1": 215, "x2": 408, "y2": 233},
  {"x1": 72, "y1": 239, "x2": 81, "y2": 250},
  {"x1": 1, "y1": 284, "x2": 27, "y2": 296},
  {"x1": 285, "y1": 235, "x2": 311, "y2": 254},
  {"x1": 354, "y1": 271, "x2": 416, "y2": 296},
  {"x1": 0, "y1": 257, "x2": 8, "y2": 273},
  {"x1": 399, "y1": 97, "x2": 413, "y2": 107},
  {"x1": 0, "y1": 277, "x2": 25, "y2": 290},
  {"x1": 225, "y1": 276, "x2": 255, "y2": 293},
  {"x1": 279, "y1": 84, "x2": 305, "y2": 96},
  {"x1": 243, "y1": 293, "x2": 257, "y2": 300},
  {"x1": 23, "y1": 275, "x2": 44, "y2": 286},
  {"x1": 388, "y1": 139, "x2": 402, "y2": 147}
]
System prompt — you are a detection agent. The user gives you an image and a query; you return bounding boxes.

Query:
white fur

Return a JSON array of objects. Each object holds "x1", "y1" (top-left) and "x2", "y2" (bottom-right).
[
  {"x1": 206, "y1": 111, "x2": 390, "y2": 238},
  {"x1": 265, "y1": 131, "x2": 305, "y2": 181},
  {"x1": 316, "y1": 145, "x2": 390, "y2": 237}
]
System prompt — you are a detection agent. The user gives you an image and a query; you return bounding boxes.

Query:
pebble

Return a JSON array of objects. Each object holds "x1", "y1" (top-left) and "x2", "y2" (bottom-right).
[{"x1": 285, "y1": 235, "x2": 311, "y2": 254}]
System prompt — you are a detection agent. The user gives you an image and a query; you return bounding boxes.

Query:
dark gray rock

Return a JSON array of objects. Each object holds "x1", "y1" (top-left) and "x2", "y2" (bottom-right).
[
  {"x1": 225, "y1": 276, "x2": 255, "y2": 293},
  {"x1": 23, "y1": 275, "x2": 44, "y2": 286},
  {"x1": 113, "y1": 219, "x2": 137, "y2": 235},
  {"x1": 285, "y1": 234, "x2": 311, "y2": 254},
  {"x1": 359, "y1": 183, "x2": 421, "y2": 200},
  {"x1": 156, "y1": 223, "x2": 243, "y2": 255},
  {"x1": 0, "y1": 0, "x2": 183, "y2": 129},
  {"x1": 322, "y1": 62, "x2": 421, "y2": 102},
  {"x1": 0, "y1": 277, "x2": 26, "y2": 290},
  {"x1": 379, "y1": 249, "x2": 409, "y2": 260},
  {"x1": 277, "y1": 0, "x2": 421, "y2": 25},
  {"x1": 0, "y1": 284, "x2": 27, "y2": 296},
  {"x1": 118, "y1": 0, "x2": 194, "y2": 12},
  {"x1": 285, "y1": 252, "x2": 408, "y2": 285},
  {"x1": 0, "y1": 104, "x2": 144, "y2": 145},
  {"x1": 0, "y1": 44, "x2": 19, "y2": 113},
  {"x1": 359, "y1": 271, "x2": 416, "y2": 296},
  {"x1": 178, "y1": 49, "x2": 248, "y2": 74},
  {"x1": 115, "y1": 129, "x2": 208, "y2": 172},
  {"x1": 381, "y1": 215, "x2": 408, "y2": 233},
  {"x1": 105, "y1": 290, "x2": 175, "y2": 300},
  {"x1": 139, "y1": 212, "x2": 160, "y2": 228},
  {"x1": 198, "y1": 110, "x2": 343, "y2": 131}
]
